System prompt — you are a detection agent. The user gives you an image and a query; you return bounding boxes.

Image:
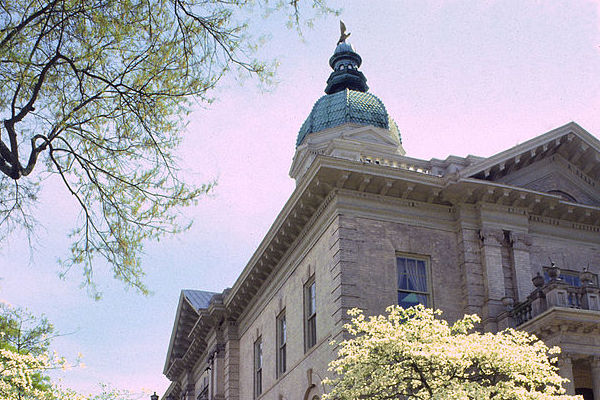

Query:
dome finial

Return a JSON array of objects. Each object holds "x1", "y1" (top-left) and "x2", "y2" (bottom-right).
[
  {"x1": 338, "y1": 20, "x2": 351, "y2": 45},
  {"x1": 325, "y1": 23, "x2": 368, "y2": 95}
]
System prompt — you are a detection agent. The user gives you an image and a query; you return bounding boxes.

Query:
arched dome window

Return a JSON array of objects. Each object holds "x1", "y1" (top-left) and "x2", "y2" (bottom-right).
[{"x1": 547, "y1": 190, "x2": 577, "y2": 203}]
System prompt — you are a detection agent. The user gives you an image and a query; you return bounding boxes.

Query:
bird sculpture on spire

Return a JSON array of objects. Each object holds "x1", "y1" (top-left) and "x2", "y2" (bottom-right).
[{"x1": 337, "y1": 20, "x2": 351, "y2": 44}]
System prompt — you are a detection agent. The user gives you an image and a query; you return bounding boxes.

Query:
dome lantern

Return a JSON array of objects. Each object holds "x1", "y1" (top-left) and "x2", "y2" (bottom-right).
[{"x1": 324, "y1": 42, "x2": 369, "y2": 95}]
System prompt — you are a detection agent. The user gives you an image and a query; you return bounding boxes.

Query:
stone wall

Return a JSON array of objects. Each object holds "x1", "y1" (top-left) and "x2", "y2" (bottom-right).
[
  {"x1": 236, "y1": 210, "x2": 342, "y2": 400},
  {"x1": 338, "y1": 214, "x2": 464, "y2": 323}
]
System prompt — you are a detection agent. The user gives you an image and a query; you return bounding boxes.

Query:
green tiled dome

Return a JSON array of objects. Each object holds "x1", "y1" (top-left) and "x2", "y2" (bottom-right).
[
  {"x1": 297, "y1": 89, "x2": 400, "y2": 146},
  {"x1": 296, "y1": 40, "x2": 401, "y2": 147}
]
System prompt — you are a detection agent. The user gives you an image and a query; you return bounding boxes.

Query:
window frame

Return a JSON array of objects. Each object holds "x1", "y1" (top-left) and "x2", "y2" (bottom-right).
[
  {"x1": 304, "y1": 276, "x2": 317, "y2": 352},
  {"x1": 254, "y1": 336, "x2": 263, "y2": 398},
  {"x1": 396, "y1": 254, "x2": 431, "y2": 309},
  {"x1": 276, "y1": 309, "x2": 287, "y2": 378}
]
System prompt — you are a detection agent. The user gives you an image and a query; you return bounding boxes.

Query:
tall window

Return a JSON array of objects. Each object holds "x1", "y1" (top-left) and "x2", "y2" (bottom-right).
[
  {"x1": 276, "y1": 310, "x2": 287, "y2": 378},
  {"x1": 397, "y1": 256, "x2": 429, "y2": 308},
  {"x1": 304, "y1": 277, "x2": 317, "y2": 351},
  {"x1": 254, "y1": 337, "x2": 262, "y2": 398}
]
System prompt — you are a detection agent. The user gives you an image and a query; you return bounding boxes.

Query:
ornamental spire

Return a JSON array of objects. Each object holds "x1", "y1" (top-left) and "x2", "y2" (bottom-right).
[
  {"x1": 325, "y1": 22, "x2": 369, "y2": 95},
  {"x1": 337, "y1": 20, "x2": 351, "y2": 44}
]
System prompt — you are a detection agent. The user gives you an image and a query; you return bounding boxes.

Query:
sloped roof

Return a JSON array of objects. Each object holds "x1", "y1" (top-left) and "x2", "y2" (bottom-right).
[
  {"x1": 459, "y1": 122, "x2": 600, "y2": 183},
  {"x1": 163, "y1": 289, "x2": 218, "y2": 375},
  {"x1": 182, "y1": 289, "x2": 217, "y2": 311}
]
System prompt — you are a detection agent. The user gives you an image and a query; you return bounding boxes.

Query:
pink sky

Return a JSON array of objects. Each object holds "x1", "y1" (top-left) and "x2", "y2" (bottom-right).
[{"x1": 1, "y1": 0, "x2": 599, "y2": 396}]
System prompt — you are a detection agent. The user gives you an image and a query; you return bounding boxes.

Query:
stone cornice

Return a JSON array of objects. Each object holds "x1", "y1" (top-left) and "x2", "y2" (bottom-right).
[
  {"x1": 223, "y1": 155, "x2": 450, "y2": 320},
  {"x1": 446, "y1": 177, "x2": 600, "y2": 226},
  {"x1": 458, "y1": 122, "x2": 600, "y2": 182},
  {"x1": 237, "y1": 195, "x2": 339, "y2": 336},
  {"x1": 162, "y1": 381, "x2": 181, "y2": 400}
]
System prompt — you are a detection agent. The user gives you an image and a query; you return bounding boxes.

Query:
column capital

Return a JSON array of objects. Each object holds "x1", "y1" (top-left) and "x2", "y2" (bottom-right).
[
  {"x1": 591, "y1": 355, "x2": 600, "y2": 369},
  {"x1": 478, "y1": 227, "x2": 504, "y2": 246},
  {"x1": 509, "y1": 232, "x2": 532, "y2": 250},
  {"x1": 558, "y1": 353, "x2": 573, "y2": 366}
]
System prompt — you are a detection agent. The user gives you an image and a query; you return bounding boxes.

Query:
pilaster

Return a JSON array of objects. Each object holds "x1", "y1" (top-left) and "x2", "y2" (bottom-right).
[
  {"x1": 185, "y1": 370, "x2": 195, "y2": 400},
  {"x1": 209, "y1": 342, "x2": 226, "y2": 400},
  {"x1": 558, "y1": 355, "x2": 575, "y2": 396},
  {"x1": 478, "y1": 227, "x2": 505, "y2": 331},
  {"x1": 591, "y1": 356, "x2": 600, "y2": 400},
  {"x1": 456, "y1": 221, "x2": 484, "y2": 316},
  {"x1": 223, "y1": 320, "x2": 239, "y2": 400},
  {"x1": 509, "y1": 232, "x2": 534, "y2": 303}
]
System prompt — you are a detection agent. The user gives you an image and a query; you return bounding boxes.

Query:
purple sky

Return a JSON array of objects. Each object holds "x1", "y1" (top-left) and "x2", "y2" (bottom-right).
[{"x1": 1, "y1": 0, "x2": 599, "y2": 396}]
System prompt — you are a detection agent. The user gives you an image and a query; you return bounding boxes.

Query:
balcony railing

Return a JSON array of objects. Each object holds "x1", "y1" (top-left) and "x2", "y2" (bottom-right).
[{"x1": 510, "y1": 267, "x2": 600, "y2": 327}]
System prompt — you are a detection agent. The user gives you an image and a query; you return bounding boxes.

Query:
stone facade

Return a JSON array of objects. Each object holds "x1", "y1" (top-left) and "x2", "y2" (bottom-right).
[{"x1": 162, "y1": 40, "x2": 600, "y2": 400}]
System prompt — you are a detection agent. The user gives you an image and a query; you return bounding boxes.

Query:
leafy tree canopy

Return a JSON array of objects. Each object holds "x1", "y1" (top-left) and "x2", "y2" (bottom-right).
[
  {"x1": 324, "y1": 306, "x2": 580, "y2": 400},
  {"x1": 0, "y1": 0, "x2": 333, "y2": 297}
]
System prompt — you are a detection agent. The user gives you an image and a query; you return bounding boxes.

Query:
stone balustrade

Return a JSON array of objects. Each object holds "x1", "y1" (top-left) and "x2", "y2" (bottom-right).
[{"x1": 510, "y1": 270, "x2": 600, "y2": 327}]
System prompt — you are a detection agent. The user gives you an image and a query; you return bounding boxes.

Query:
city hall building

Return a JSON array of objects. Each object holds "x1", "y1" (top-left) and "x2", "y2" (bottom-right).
[{"x1": 162, "y1": 36, "x2": 600, "y2": 400}]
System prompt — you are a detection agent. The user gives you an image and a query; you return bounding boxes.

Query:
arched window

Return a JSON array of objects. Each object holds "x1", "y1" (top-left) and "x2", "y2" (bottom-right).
[{"x1": 547, "y1": 190, "x2": 577, "y2": 203}]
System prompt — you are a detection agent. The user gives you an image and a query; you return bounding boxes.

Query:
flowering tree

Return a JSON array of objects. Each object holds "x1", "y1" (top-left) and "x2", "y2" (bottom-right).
[
  {"x1": 0, "y1": 303, "x2": 66, "y2": 399},
  {"x1": 324, "y1": 305, "x2": 580, "y2": 400},
  {"x1": 0, "y1": 303, "x2": 139, "y2": 400}
]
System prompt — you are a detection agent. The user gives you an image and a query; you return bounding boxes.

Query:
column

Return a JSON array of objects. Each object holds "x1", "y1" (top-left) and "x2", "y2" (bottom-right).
[
  {"x1": 479, "y1": 227, "x2": 506, "y2": 331},
  {"x1": 223, "y1": 320, "x2": 240, "y2": 400},
  {"x1": 213, "y1": 343, "x2": 226, "y2": 400},
  {"x1": 509, "y1": 232, "x2": 534, "y2": 303},
  {"x1": 591, "y1": 356, "x2": 600, "y2": 400},
  {"x1": 558, "y1": 355, "x2": 575, "y2": 396},
  {"x1": 457, "y1": 220, "x2": 485, "y2": 316},
  {"x1": 185, "y1": 370, "x2": 195, "y2": 400}
]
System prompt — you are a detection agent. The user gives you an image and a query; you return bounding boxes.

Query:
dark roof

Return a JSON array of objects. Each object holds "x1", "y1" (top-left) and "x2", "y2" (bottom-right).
[
  {"x1": 182, "y1": 289, "x2": 217, "y2": 311},
  {"x1": 297, "y1": 89, "x2": 400, "y2": 146}
]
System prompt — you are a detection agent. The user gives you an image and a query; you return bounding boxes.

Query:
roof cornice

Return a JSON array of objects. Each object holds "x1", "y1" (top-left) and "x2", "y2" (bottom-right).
[
  {"x1": 223, "y1": 155, "x2": 450, "y2": 319},
  {"x1": 163, "y1": 292, "x2": 198, "y2": 375},
  {"x1": 458, "y1": 122, "x2": 600, "y2": 181}
]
